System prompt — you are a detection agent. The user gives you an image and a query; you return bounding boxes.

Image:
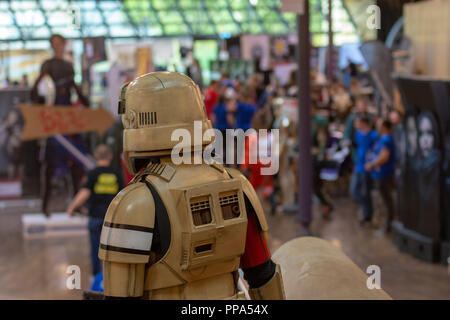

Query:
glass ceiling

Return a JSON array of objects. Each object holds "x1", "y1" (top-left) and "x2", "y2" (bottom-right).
[{"x1": 0, "y1": 0, "x2": 359, "y2": 46}]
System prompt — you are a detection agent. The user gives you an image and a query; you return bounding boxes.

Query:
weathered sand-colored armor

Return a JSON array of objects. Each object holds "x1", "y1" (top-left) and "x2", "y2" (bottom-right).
[{"x1": 98, "y1": 72, "x2": 285, "y2": 299}]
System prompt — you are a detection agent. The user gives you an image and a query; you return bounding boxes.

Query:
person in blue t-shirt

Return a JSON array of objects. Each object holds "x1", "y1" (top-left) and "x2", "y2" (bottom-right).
[
  {"x1": 235, "y1": 102, "x2": 257, "y2": 131},
  {"x1": 350, "y1": 117, "x2": 378, "y2": 225},
  {"x1": 211, "y1": 89, "x2": 236, "y2": 163},
  {"x1": 365, "y1": 120, "x2": 397, "y2": 232},
  {"x1": 212, "y1": 99, "x2": 231, "y2": 131},
  {"x1": 232, "y1": 85, "x2": 256, "y2": 131}
]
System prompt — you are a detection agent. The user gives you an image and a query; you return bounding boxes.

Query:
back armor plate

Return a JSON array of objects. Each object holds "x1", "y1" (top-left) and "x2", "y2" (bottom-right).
[{"x1": 141, "y1": 162, "x2": 248, "y2": 299}]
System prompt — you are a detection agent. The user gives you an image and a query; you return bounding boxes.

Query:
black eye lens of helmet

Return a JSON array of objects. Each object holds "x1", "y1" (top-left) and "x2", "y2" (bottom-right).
[
  {"x1": 133, "y1": 158, "x2": 150, "y2": 172},
  {"x1": 118, "y1": 82, "x2": 130, "y2": 114},
  {"x1": 132, "y1": 157, "x2": 161, "y2": 172}
]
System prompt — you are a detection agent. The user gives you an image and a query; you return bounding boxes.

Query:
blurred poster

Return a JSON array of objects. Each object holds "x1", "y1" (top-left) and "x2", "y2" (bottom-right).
[
  {"x1": 241, "y1": 34, "x2": 270, "y2": 71},
  {"x1": 82, "y1": 37, "x2": 107, "y2": 84},
  {"x1": 83, "y1": 37, "x2": 107, "y2": 66},
  {"x1": 107, "y1": 64, "x2": 135, "y2": 116},
  {"x1": 271, "y1": 36, "x2": 290, "y2": 61}
]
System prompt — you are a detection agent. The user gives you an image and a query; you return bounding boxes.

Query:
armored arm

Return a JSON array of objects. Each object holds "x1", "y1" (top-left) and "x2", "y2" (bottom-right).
[
  {"x1": 241, "y1": 211, "x2": 285, "y2": 300},
  {"x1": 225, "y1": 168, "x2": 285, "y2": 300},
  {"x1": 102, "y1": 262, "x2": 146, "y2": 298},
  {"x1": 98, "y1": 183, "x2": 156, "y2": 298}
]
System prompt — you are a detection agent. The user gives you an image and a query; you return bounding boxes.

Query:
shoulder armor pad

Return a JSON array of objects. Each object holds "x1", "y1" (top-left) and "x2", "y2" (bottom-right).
[
  {"x1": 225, "y1": 168, "x2": 268, "y2": 232},
  {"x1": 131, "y1": 162, "x2": 176, "y2": 184},
  {"x1": 99, "y1": 182, "x2": 155, "y2": 264}
]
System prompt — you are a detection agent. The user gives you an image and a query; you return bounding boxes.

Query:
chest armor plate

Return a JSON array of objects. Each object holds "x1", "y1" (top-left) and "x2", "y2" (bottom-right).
[{"x1": 143, "y1": 165, "x2": 248, "y2": 298}]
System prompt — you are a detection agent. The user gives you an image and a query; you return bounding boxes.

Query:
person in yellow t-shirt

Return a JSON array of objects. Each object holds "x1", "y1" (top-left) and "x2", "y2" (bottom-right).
[{"x1": 67, "y1": 144, "x2": 124, "y2": 277}]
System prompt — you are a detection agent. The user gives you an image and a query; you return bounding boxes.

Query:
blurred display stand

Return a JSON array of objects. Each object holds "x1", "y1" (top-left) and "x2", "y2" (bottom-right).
[
  {"x1": 393, "y1": 74, "x2": 450, "y2": 265},
  {"x1": 22, "y1": 213, "x2": 87, "y2": 239},
  {"x1": 390, "y1": 0, "x2": 449, "y2": 265}
]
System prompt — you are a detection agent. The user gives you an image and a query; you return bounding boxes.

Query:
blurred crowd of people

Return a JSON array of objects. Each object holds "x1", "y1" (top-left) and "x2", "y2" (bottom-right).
[
  {"x1": 2, "y1": 32, "x2": 404, "y2": 285},
  {"x1": 203, "y1": 72, "x2": 283, "y2": 204},
  {"x1": 4, "y1": 33, "x2": 403, "y2": 234},
  {"x1": 1, "y1": 75, "x2": 29, "y2": 89},
  {"x1": 201, "y1": 63, "x2": 402, "y2": 234}
]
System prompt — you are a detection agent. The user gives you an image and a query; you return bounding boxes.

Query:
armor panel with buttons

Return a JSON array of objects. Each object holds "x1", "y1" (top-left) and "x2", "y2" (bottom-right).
[{"x1": 172, "y1": 179, "x2": 247, "y2": 271}]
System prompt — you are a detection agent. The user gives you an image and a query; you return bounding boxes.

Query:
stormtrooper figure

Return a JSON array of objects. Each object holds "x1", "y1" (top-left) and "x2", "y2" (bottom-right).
[{"x1": 98, "y1": 72, "x2": 285, "y2": 300}]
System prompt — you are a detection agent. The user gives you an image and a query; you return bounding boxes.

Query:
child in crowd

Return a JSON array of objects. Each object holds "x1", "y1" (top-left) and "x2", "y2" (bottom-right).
[{"x1": 66, "y1": 144, "x2": 124, "y2": 289}]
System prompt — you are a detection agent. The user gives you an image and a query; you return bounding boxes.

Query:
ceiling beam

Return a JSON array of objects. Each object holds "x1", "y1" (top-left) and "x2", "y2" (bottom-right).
[
  {"x1": 226, "y1": 1, "x2": 242, "y2": 34},
  {"x1": 175, "y1": 0, "x2": 194, "y2": 35},
  {"x1": 199, "y1": 0, "x2": 218, "y2": 37},
  {"x1": 7, "y1": 0, "x2": 25, "y2": 42},
  {"x1": 149, "y1": 0, "x2": 166, "y2": 36},
  {"x1": 119, "y1": 0, "x2": 141, "y2": 38}
]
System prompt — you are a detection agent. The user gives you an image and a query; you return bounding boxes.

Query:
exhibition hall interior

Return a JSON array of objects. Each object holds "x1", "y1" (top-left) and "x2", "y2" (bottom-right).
[{"x1": 0, "y1": 0, "x2": 449, "y2": 300}]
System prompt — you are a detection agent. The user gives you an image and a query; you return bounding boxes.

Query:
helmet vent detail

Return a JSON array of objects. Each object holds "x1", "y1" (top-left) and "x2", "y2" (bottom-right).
[
  {"x1": 118, "y1": 82, "x2": 130, "y2": 114},
  {"x1": 139, "y1": 112, "x2": 157, "y2": 126}
]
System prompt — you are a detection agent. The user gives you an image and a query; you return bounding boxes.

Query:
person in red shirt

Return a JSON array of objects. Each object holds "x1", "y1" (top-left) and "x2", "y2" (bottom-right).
[{"x1": 203, "y1": 80, "x2": 219, "y2": 119}]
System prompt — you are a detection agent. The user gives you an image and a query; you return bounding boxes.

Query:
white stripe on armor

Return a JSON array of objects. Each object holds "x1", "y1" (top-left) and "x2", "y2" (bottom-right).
[{"x1": 100, "y1": 226, "x2": 153, "y2": 251}]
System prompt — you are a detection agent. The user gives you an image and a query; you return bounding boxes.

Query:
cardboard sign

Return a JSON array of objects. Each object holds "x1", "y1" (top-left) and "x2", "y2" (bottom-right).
[{"x1": 20, "y1": 104, "x2": 115, "y2": 141}]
